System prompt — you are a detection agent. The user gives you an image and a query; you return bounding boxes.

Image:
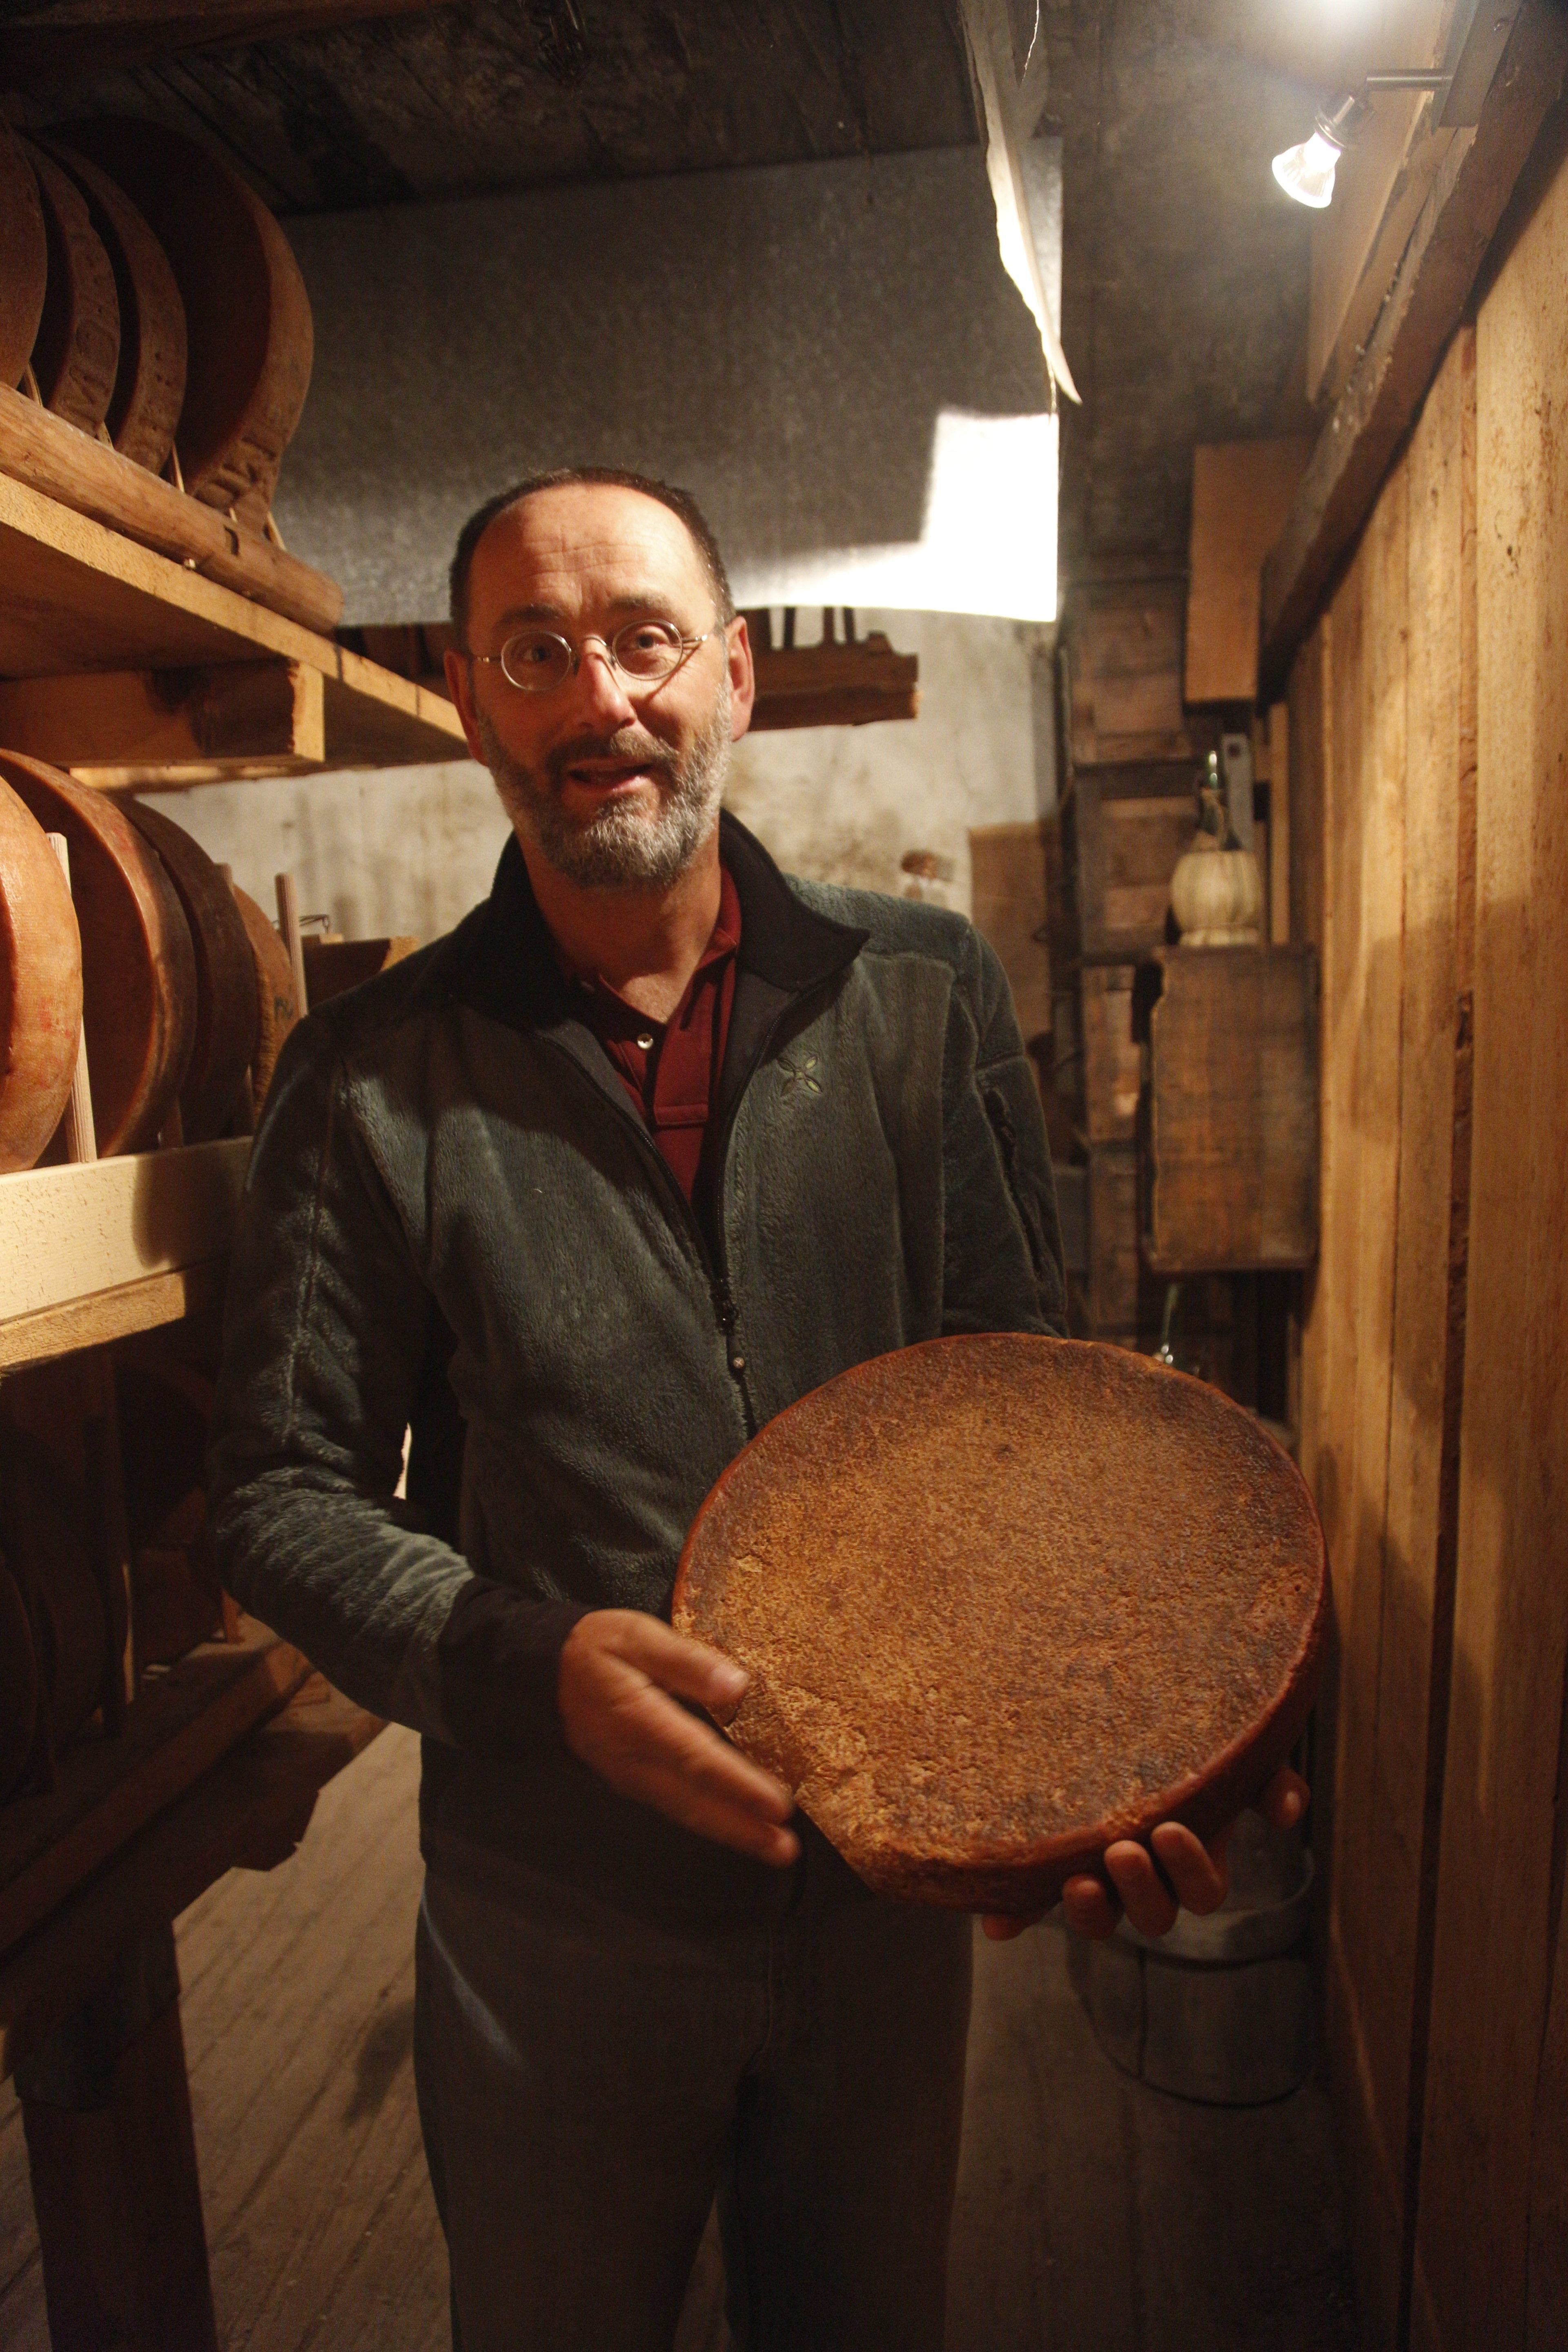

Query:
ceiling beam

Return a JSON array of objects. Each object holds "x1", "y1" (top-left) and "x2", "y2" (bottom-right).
[
  {"x1": 0, "y1": 1, "x2": 446, "y2": 85},
  {"x1": 1261, "y1": 0, "x2": 1568, "y2": 691}
]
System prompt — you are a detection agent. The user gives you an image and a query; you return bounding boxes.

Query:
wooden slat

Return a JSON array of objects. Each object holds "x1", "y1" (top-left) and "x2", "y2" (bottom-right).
[
  {"x1": 968, "y1": 822, "x2": 1052, "y2": 1044},
  {"x1": 1267, "y1": 704, "x2": 1290, "y2": 945},
  {"x1": 1079, "y1": 964, "x2": 1138, "y2": 1145},
  {"x1": 0, "y1": 661, "x2": 326, "y2": 778},
  {"x1": 0, "y1": 1140, "x2": 248, "y2": 1331},
  {"x1": 0, "y1": 475, "x2": 466, "y2": 768},
  {"x1": 0, "y1": 1258, "x2": 227, "y2": 1372},
  {"x1": 0, "y1": 383, "x2": 342, "y2": 635},
  {"x1": 0, "y1": 1622, "x2": 311, "y2": 1963},
  {"x1": 0, "y1": 1, "x2": 443, "y2": 83},
  {"x1": 1184, "y1": 439, "x2": 1310, "y2": 705},
  {"x1": 1410, "y1": 134, "x2": 1568, "y2": 2352},
  {"x1": 1261, "y1": 0, "x2": 1568, "y2": 690}
]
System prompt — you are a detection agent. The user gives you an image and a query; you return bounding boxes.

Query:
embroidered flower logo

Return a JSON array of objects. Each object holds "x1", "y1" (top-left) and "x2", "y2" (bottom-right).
[{"x1": 779, "y1": 1052, "x2": 822, "y2": 1097}]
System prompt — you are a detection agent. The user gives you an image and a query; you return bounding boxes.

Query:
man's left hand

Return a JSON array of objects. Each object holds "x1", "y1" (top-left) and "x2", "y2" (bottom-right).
[{"x1": 980, "y1": 1764, "x2": 1310, "y2": 1944}]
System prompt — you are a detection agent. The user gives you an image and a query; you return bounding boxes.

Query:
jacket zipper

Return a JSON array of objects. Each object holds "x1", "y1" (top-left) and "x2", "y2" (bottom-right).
[{"x1": 537, "y1": 1014, "x2": 800, "y2": 1443}]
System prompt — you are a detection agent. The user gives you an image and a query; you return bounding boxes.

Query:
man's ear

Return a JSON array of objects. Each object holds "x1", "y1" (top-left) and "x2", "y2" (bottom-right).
[
  {"x1": 726, "y1": 615, "x2": 756, "y2": 742},
  {"x1": 444, "y1": 646, "x2": 487, "y2": 763}
]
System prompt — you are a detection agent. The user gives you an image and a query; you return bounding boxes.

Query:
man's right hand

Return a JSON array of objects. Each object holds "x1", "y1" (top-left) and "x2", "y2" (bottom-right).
[{"x1": 557, "y1": 1610, "x2": 800, "y2": 1867}]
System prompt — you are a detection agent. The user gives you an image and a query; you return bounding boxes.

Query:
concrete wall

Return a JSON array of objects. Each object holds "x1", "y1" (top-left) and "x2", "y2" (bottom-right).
[
  {"x1": 273, "y1": 146, "x2": 1050, "y2": 625},
  {"x1": 143, "y1": 611, "x2": 1054, "y2": 942}
]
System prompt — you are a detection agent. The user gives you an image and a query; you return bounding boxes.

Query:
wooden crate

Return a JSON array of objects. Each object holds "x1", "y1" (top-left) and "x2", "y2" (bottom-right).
[
  {"x1": 969, "y1": 820, "x2": 1052, "y2": 1044},
  {"x1": 1086, "y1": 1141, "x2": 1140, "y2": 1336},
  {"x1": 1064, "y1": 766, "x2": 1197, "y2": 962},
  {"x1": 1064, "y1": 583, "x2": 1203, "y2": 766},
  {"x1": 1080, "y1": 964, "x2": 1140, "y2": 1145},
  {"x1": 1135, "y1": 946, "x2": 1319, "y2": 1273}
]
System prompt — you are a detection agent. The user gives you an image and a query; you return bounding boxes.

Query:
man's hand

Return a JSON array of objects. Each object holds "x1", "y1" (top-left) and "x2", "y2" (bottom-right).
[
  {"x1": 980, "y1": 1764, "x2": 1310, "y2": 1944},
  {"x1": 557, "y1": 1611, "x2": 800, "y2": 1868}
]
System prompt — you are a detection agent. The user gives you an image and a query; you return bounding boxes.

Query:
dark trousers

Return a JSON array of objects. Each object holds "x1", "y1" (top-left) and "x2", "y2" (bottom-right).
[{"x1": 413, "y1": 1826, "x2": 973, "y2": 2352}]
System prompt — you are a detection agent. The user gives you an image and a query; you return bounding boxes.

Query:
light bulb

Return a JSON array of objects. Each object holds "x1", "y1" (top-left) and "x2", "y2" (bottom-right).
[{"x1": 1272, "y1": 127, "x2": 1344, "y2": 209}]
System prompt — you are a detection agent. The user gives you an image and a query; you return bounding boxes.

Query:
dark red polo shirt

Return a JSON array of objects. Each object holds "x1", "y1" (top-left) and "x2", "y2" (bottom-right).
[{"x1": 558, "y1": 865, "x2": 741, "y2": 1204}]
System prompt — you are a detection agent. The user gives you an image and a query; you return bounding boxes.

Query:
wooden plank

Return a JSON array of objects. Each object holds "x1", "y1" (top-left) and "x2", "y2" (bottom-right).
[
  {"x1": 1069, "y1": 774, "x2": 1194, "y2": 962},
  {"x1": 0, "y1": 1622, "x2": 311, "y2": 1963},
  {"x1": 1261, "y1": 0, "x2": 1568, "y2": 690},
  {"x1": 0, "y1": 1140, "x2": 248, "y2": 1329},
  {"x1": 0, "y1": 1258, "x2": 226, "y2": 1372},
  {"x1": 968, "y1": 821, "x2": 1052, "y2": 1043},
  {"x1": 1268, "y1": 705, "x2": 1290, "y2": 945},
  {"x1": 1079, "y1": 964, "x2": 1138, "y2": 1145},
  {"x1": 0, "y1": 476, "x2": 466, "y2": 766},
  {"x1": 0, "y1": 382, "x2": 341, "y2": 635},
  {"x1": 0, "y1": 1683, "x2": 382, "y2": 2084},
  {"x1": 1184, "y1": 440, "x2": 1311, "y2": 705},
  {"x1": 1526, "y1": 1886, "x2": 1568, "y2": 2350},
  {"x1": 1138, "y1": 947, "x2": 1319, "y2": 1274},
  {"x1": 0, "y1": 662, "x2": 326, "y2": 778},
  {"x1": 1066, "y1": 584, "x2": 1208, "y2": 766},
  {"x1": 1410, "y1": 132, "x2": 1568, "y2": 2352},
  {"x1": 0, "y1": 2, "x2": 444, "y2": 83},
  {"x1": 1086, "y1": 1141, "x2": 1140, "y2": 1336}
]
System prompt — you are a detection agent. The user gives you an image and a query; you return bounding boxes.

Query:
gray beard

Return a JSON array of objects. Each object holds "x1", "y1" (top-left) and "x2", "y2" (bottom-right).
[{"x1": 477, "y1": 683, "x2": 732, "y2": 890}]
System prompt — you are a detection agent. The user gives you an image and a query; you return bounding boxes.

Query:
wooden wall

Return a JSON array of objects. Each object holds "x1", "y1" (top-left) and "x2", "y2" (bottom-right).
[{"x1": 1289, "y1": 128, "x2": 1568, "y2": 2352}]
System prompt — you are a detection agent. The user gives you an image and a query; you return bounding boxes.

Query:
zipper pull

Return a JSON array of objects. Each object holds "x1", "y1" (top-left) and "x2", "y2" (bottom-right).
[{"x1": 712, "y1": 1277, "x2": 746, "y2": 1376}]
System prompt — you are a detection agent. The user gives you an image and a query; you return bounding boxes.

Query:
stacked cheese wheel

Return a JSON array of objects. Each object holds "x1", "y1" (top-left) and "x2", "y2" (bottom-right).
[{"x1": 0, "y1": 756, "x2": 300, "y2": 1171}]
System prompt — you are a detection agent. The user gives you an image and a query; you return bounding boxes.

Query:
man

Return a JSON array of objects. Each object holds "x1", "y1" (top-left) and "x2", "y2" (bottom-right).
[{"x1": 209, "y1": 468, "x2": 1305, "y2": 2352}]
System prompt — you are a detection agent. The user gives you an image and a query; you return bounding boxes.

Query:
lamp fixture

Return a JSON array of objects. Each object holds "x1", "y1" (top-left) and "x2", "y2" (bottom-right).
[{"x1": 1272, "y1": 0, "x2": 1522, "y2": 209}]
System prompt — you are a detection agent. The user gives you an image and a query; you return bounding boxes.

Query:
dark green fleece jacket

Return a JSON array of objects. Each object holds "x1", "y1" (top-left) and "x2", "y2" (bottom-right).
[{"x1": 208, "y1": 812, "x2": 1066, "y2": 1922}]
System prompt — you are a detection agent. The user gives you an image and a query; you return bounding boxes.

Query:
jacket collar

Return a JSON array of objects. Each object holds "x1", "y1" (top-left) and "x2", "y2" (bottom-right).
[{"x1": 459, "y1": 809, "x2": 866, "y2": 1034}]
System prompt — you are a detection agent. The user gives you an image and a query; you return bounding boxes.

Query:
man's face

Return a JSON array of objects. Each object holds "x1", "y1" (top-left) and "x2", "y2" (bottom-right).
[{"x1": 447, "y1": 483, "x2": 755, "y2": 890}]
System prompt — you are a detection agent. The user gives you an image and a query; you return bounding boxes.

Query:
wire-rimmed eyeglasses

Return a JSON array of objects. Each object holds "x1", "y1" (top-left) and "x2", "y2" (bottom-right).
[{"x1": 467, "y1": 618, "x2": 716, "y2": 695}]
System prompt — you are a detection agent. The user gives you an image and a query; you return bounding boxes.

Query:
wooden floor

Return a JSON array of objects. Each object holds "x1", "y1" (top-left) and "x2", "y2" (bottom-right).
[{"x1": 0, "y1": 1728, "x2": 1357, "y2": 2350}]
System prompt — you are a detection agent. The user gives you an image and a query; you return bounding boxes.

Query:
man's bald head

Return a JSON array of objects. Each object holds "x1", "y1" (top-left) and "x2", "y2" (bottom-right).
[{"x1": 448, "y1": 466, "x2": 735, "y2": 648}]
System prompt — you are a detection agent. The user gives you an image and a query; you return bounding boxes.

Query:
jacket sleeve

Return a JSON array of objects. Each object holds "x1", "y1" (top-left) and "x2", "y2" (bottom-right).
[
  {"x1": 206, "y1": 1020, "x2": 582, "y2": 1756},
  {"x1": 940, "y1": 927, "x2": 1069, "y2": 1340}
]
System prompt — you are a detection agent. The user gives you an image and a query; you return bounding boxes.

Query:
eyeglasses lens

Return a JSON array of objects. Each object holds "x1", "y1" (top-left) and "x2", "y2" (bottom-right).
[{"x1": 498, "y1": 620, "x2": 685, "y2": 693}]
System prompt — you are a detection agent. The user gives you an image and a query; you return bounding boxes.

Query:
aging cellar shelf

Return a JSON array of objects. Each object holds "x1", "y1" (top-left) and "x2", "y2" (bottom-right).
[
  {"x1": 0, "y1": 1138, "x2": 249, "y2": 1370},
  {"x1": 0, "y1": 472, "x2": 466, "y2": 781}
]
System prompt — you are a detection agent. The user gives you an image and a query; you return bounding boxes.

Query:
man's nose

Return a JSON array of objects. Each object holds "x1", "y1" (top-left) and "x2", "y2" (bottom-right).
[{"x1": 565, "y1": 637, "x2": 638, "y2": 729}]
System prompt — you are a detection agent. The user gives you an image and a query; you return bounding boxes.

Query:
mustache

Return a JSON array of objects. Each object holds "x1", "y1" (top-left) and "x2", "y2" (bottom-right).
[{"x1": 545, "y1": 728, "x2": 679, "y2": 788}]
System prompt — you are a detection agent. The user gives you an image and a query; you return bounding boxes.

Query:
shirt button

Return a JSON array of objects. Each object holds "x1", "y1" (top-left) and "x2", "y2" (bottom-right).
[
  {"x1": 730, "y1": 1354, "x2": 746, "y2": 1374},
  {"x1": 636, "y1": 1032, "x2": 655, "y2": 1051}
]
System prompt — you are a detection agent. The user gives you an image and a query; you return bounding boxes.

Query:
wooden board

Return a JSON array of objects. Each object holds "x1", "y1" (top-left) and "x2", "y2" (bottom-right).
[
  {"x1": 1086, "y1": 1140, "x2": 1140, "y2": 1337},
  {"x1": 1067, "y1": 769, "x2": 1195, "y2": 962},
  {"x1": 747, "y1": 632, "x2": 920, "y2": 731},
  {"x1": 41, "y1": 141, "x2": 186, "y2": 476},
  {"x1": 0, "y1": 120, "x2": 46, "y2": 393},
  {"x1": 300, "y1": 935, "x2": 418, "y2": 1007},
  {"x1": 1065, "y1": 584, "x2": 1200, "y2": 766},
  {"x1": 968, "y1": 821, "x2": 1052, "y2": 1044},
  {"x1": 22, "y1": 139, "x2": 120, "y2": 437},
  {"x1": 0, "y1": 1258, "x2": 226, "y2": 1375},
  {"x1": 674, "y1": 1333, "x2": 1327, "y2": 1912},
  {"x1": 0, "y1": 1140, "x2": 247, "y2": 1329},
  {"x1": 1079, "y1": 963, "x2": 1138, "y2": 1145},
  {"x1": 0, "y1": 751, "x2": 194, "y2": 1154},
  {"x1": 1184, "y1": 440, "x2": 1311, "y2": 706},
  {"x1": 67, "y1": 119, "x2": 312, "y2": 528},
  {"x1": 1136, "y1": 947, "x2": 1319, "y2": 1274},
  {"x1": 0, "y1": 382, "x2": 340, "y2": 635},
  {"x1": 0, "y1": 1619, "x2": 310, "y2": 1961},
  {"x1": 0, "y1": 660, "x2": 327, "y2": 784},
  {"x1": 1410, "y1": 136, "x2": 1568, "y2": 2352},
  {"x1": 232, "y1": 888, "x2": 299, "y2": 1105},
  {"x1": 0, "y1": 776, "x2": 81, "y2": 1172}
]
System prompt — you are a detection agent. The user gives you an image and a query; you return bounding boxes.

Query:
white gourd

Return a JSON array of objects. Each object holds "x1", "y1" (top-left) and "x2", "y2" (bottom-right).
[{"x1": 1169, "y1": 755, "x2": 1263, "y2": 947}]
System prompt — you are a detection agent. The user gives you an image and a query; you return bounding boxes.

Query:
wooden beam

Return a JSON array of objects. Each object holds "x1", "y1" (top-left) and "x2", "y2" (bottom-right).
[
  {"x1": 0, "y1": 1139, "x2": 248, "y2": 1331},
  {"x1": 0, "y1": 2, "x2": 444, "y2": 84},
  {"x1": 0, "y1": 384, "x2": 342, "y2": 636},
  {"x1": 0, "y1": 661, "x2": 325, "y2": 778},
  {"x1": 1185, "y1": 439, "x2": 1311, "y2": 705},
  {"x1": 1261, "y1": 0, "x2": 1568, "y2": 690}
]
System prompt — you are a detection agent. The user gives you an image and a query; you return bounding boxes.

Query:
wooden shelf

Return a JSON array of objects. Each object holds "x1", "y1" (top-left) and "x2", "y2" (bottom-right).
[
  {"x1": 0, "y1": 1140, "x2": 249, "y2": 1369},
  {"x1": 0, "y1": 1617, "x2": 311, "y2": 1964},
  {"x1": 0, "y1": 473, "x2": 466, "y2": 779}
]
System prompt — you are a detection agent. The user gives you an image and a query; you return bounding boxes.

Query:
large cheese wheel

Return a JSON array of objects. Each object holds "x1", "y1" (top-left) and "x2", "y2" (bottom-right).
[
  {"x1": 674, "y1": 1334, "x2": 1327, "y2": 1914},
  {"x1": 0, "y1": 119, "x2": 47, "y2": 391},
  {"x1": 0, "y1": 754, "x2": 195, "y2": 1155},
  {"x1": 22, "y1": 140, "x2": 120, "y2": 435},
  {"x1": 122, "y1": 801, "x2": 259, "y2": 1141},
  {"x1": 42, "y1": 142, "x2": 186, "y2": 475},
  {"x1": 0, "y1": 777, "x2": 83, "y2": 1172},
  {"x1": 64, "y1": 119, "x2": 312, "y2": 527}
]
